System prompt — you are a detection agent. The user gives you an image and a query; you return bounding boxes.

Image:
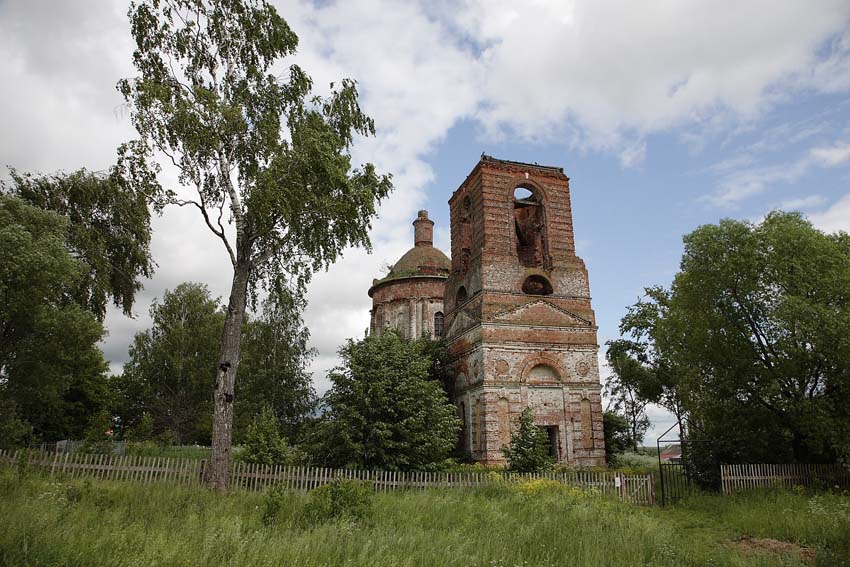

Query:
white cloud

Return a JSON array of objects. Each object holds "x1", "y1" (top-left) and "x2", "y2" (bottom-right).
[
  {"x1": 705, "y1": 136, "x2": 850, "y2": 207},
  {"x1": 776, "y1": 195, "x2": 828, "y2": 211},
  {"x1": 705, "y1": 157, "x2": 811, "y2": 207},
  {"x1": 810, "y1": 192, "x2": 850, "y2": 233},
  {"x1": 3, "y1": 0, "x2": 850, "y2": 396},
  {"x1": 811, "y1": 141, "x2": 850, "y2": 166},
  {"x1": 455, "y1": 0, "x2": 850, "y2": 155}
]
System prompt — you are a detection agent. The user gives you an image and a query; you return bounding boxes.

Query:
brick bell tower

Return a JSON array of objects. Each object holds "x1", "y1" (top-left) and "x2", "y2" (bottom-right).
[{"x1": 444, "y1": 155, "x2": 605, "y2": 466}]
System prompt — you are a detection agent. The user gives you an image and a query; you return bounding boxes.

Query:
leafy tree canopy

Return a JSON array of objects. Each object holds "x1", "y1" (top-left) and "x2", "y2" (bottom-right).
[
  {"x1": 5, "y1": 168, "x2": 154, "y2": 319},
  {"x1": 238, "y1": 404, "x2": 292, "y2": 465},
  {"x1": 0, "y1": 195, "x2": 109, "y2": 443},
  {"x1": 615, "y1": 212, "x2": 850, "y2": 478},
  {"x1": 236, "y1": 286, "x2": 316, "y2": 440},
  {"x1": 604, "y1": 342, "x2": 650, "y2": 451},
  {"x1": 115, "y1": 282, "x2": 223, "y2": 444},
  {"x1": 114, "y1": 282, "x2": 316, "y2": 445},
  {"x1": 117, "y1": 0, "x2": 392, "y2": 488},
  {"x1": 602, "y1": 410, "x2": 632, "y2": 462},
  {"x1": 308, "y1": 332, "x2": 460, "y2": 471}
]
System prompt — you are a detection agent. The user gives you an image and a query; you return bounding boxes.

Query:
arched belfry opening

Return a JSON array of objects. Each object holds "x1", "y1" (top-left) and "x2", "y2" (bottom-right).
[{"x1": 513, "y1": 186, "x2": 547, "y2": 268}]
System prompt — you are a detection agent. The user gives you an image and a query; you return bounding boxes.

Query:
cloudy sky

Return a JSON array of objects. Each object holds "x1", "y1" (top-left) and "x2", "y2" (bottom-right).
[{"x1": 3, "y1": 0, "x2": 850, "y2": 441}]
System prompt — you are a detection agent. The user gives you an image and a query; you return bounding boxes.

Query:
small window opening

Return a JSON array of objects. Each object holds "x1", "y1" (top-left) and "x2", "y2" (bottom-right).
[
  {"x1": 434, "y1": 311, "x2": 444, "y2": 337},
  {"x1": 522, "y1": 275, "x2": 553, "y2": 295}
]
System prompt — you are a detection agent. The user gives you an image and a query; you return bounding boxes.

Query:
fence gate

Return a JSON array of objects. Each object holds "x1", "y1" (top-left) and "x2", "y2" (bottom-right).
[{"x1": 657, "y1": 422, "x2": 693, "y2": 506}]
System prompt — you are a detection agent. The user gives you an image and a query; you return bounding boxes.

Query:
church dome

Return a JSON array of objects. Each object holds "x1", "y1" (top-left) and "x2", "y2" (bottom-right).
[
  {"x1": 390, "y1": 244, "x2": 450, "y2": 277},
  {"x1": 368, "y1": 210, "x2": 450, "y2": 296}
]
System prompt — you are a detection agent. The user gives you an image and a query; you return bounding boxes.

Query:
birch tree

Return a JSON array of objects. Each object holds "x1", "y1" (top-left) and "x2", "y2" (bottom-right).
[{"x1": 117, "y1": 0, "x2": 392, "y2": 489}]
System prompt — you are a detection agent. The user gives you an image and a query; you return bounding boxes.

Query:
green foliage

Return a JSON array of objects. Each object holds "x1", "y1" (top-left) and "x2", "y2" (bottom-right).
[
  {"x1": 81, "y1": 411, "x2": 116, "y2": 455},
  {"x1": 236, "y1": 287, "x2": 316, "y2": 440},
  {"x1": 617, "y1": 212, "x2": 850, "y2": 483},
  {"x1": 608, "y1": 451, "x2": 659, "y2": 472},
  {"x1": 307, "y1": 332, "x2": 460, "y2": 471},
  {"x1": 113, "y1": 283, "x2": 316, "y2": 446},
  {"x1": 5, "y1": 168, "x2": 154, "y2": 319},
  {"x1": 0, "y1": 195, "x2": 110, "y2": 442},
  {"x1": 124, "y1": 442, "x2": 211, "y2": 460},
  {"x1": 299, "y1": 479, "x2": 372, "y2": 527},
  {"x1": 125, "y1": 412, "x2": 154, "y2": 442},
  {"x1": 604, "y1": 343, "x2": 650, "y2": 450},
  {"x1": 0, "y1": 399, "x2": 32, "y2": 450},
  {"x1": 502, "y1": 408, "x2": 554, "y2": 473},
  {"x1": 117, "y1": 0, "x2": 393, "y2": 487},
  {"x1": 262, "y1": 483, "x2": 299, "y2": 526},
  {"x1": 3, "y1": 471, "x2": 850, "y2": 566},
  {"x1": 263, "y1": 480, "x2": 372, "y2": 528},
  {"x1": 602, "y1": 410, "x2": 632, "y2": 461},
  {"x1": 238, "y1": 405, "x2": 290, "y2": 465},
  {"x1": 114, "y1": 283, "x2": 223, "y2": 444}
]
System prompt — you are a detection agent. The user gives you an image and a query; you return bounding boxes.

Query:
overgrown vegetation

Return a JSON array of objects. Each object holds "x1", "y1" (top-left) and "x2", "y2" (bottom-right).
[
  {"x1": 1, "y1": 469, "x2": 848, "y2": 566},
  {"x1": 118, "y1": 0, "x2": 393, "y2": 489},
  {"x1": 608, "y1": 212, "x2": 850, "y2": 485},
  {"x1": 503, "y1": 408, "x2": 554, "y2": 473},
  {"x1": 306, "y1": 331, "x2": 460, "y2": 470}
]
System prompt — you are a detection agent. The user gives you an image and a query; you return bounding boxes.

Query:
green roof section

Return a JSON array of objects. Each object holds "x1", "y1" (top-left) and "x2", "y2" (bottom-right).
[{"x1": 368, "y1": 210, "x2": 450, "y2": 296}]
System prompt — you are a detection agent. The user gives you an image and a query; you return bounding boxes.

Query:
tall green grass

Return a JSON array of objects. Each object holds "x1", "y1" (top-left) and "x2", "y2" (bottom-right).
[{"x1": 0, "y1": 469, "x2": 846, "y2": 567}]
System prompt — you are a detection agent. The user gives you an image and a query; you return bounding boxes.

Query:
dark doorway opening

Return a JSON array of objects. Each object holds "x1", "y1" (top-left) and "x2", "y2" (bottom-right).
[{"x1": 545, "y1": 426, "x2": 559, "y2": 459}]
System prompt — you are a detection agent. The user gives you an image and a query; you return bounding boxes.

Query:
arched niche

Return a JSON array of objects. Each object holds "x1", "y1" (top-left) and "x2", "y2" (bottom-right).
[
  {"x1": 522, "y1": 274, "x2": 553, "y2": 295},
  {"x1": 527, "y1": 363, "x2": 560, "y2": 384},
  {"x1": 520, "y1": 354, "x2": 566, "y2": 384},
  {"x1": 456, "y1": 285, "x2": 468, "y2": 306}
]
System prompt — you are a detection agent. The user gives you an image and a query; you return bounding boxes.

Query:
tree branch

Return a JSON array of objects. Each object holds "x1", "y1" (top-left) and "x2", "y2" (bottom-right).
[{"x1": 173, "y1": 197, "x2": 236, "y2": 266}]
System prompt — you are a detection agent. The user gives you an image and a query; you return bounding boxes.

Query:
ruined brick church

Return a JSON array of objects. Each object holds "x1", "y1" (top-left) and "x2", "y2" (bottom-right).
[{"x1": 368, "y1": 156, "x2": 605, "y2": 467}]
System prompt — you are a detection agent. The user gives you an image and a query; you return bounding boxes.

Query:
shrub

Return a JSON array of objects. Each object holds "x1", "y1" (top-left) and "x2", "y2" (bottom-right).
[
  {"x1": 65, "y1": 479, "x2": 93, "y2": 504},
  {"x1": 81, "y1": 411, "x2": 115, "y2": 455},
  {"x1": 300, "y1": 479, "x2": 372, "y2": 527},
  {"x1": 125, "y1": 412, "x2": 154, "y2": 442},
  {"x1": 502, "y1": 409, "x2": 554, "y2": 473},
  {"x1": 262, "y1": 484, "x2": 300, "y2": 526},
  {"x1": 239, "y1": 405, "x2": 291, "y2": 465}
]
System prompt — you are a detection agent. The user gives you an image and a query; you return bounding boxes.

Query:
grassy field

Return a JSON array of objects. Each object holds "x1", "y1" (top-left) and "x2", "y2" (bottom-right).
[{"x1": 0, "y1": 469, "x2": 848, "y2": 567}]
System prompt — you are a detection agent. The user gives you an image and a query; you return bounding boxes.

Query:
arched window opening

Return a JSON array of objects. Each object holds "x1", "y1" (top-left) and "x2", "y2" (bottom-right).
[
  {"x1": 434, "y1": 311, "x2": 444, "y2": 337},
  {"x1": 514, "y1": 186, "x2": 546, "y2": 268},
  {"x1": 456, "y1": 286, "x2": 468, "y2": 306},
  {"x1": 522, "y1": 274, "x2": 553, "y2": 295}
]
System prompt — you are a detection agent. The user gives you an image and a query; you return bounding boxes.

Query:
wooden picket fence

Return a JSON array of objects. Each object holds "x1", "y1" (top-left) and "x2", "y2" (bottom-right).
[
  {"x1": 0, "y1": 449, "x2": 655, "y2": 505},
  {"x1": 721, "y1": 463, "x2": 850, "y2": 494}
]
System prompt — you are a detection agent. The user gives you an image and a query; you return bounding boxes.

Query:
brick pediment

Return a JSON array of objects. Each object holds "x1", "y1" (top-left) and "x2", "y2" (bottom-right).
[
  {"x1": 447, "y1": 307, "x2": 480, "y2": 337},
  {"x1": 491, "y1": 300, "x2": 592, "y2": 327}
]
